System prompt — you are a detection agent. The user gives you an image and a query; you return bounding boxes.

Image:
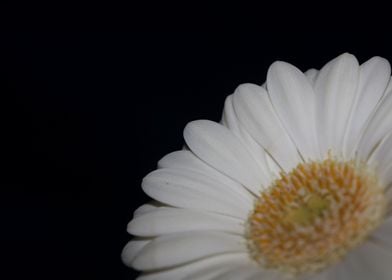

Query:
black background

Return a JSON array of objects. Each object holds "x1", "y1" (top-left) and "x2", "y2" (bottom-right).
[{"x1": 1, "y1": 32, "x2": 392, "y2": 279}]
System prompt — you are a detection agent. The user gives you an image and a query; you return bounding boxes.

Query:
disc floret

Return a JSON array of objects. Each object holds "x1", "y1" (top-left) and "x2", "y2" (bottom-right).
[{"x1": 247, "y1": 157, "x2": 386, "y2": 276}]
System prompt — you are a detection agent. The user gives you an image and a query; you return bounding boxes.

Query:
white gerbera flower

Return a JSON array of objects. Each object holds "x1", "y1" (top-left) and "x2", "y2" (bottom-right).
[{"x1": 122, "y1": 53, "x2": 392, "y2": 280}]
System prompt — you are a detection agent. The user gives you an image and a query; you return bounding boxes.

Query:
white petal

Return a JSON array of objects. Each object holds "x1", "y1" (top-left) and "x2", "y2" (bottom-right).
[
  {"x1": 303, "y1": 270, "x2": 330, "y2": 280},
  {"x1": 267, "y1": 61, "x2": 320, "y2": 161},
  {"x1": 357, "y1": 88, "x2": 392, "y2": 160},
  {"x1": 305, "y1": 68, "x2": 319, "y2": 85},
  {"x1": 222, "y1": 94, "x2": 241, "y2": 134},
  {"x1": 136, "y1": 253, "x2": 249, "y2": 280},
  {"x1": 185, "y1": 269, "x2": 231, "y2": 280},
  {"x1": 185, "y1": 263, "x2": 254, "y2": 280},
  {"x1": 370, "y1": 215, "x2": 392, "y2": 250},
  {"x1": 212, "y1": 265, "x2": 278, "y2": 280},
  {"x1": 235, "y1": 129, "x2": 276, "y2": 185},
  {"x1": 265, "y1": 153, "x2": 281, "y2": 179},
  {"x1": 221, "y1": 95, "x2": 275, "y2": 182},
  {"x1": 314, "y1": 53, "x2": 359, "y2": 156},
  {"x1": 384, "y1": 75, "x2": 392, "y2": 93},
  {"x1": 128, "y1": 207, "x2": 244, "y2": 236},
  {"x1": 338, "y1": 242, "x2": 392, "y2": 280},
  {"x1": 142, "y1": 168, "x2": 252, "y2": 219},
  {"x1": 184, "y1": 120, "x2": 266, "y2": 194},
  {"x1": 134, "y1": 202, "x2": 164, "y2": 217},
  {"x1": 158, "y1": 150, "x2": 254, "y2": 202},
  {"x1": 323, "y1": 255, "x2": 359, "y2": 280},
  {"x1": 158, "y1": 150, "x2": 220, "y2": 176},
  {"x1": 367, "y1": 131, "x2": 392, "y2": 186},
  {"x1": 232, "y1": 83, "x2": 302, "y2": 172},
  {"x1": 122, "y1": 238, "x2": 151, "y2": 267},
  {"x1": 132, "y1": 231, "x2": 247, "y2": 270},
  {"x1": 344, "y1": 57, "x2": 391, "y2": 158}
]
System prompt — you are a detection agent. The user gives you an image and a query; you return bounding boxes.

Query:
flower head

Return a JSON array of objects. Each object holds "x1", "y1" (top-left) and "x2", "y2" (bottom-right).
[{"x1": 122, "y1": 53, "x2": 392, "y2": 280}]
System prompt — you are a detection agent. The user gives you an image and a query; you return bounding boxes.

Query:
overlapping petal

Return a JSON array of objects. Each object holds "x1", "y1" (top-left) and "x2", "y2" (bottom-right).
[
  {"x1": 267, "y1": 61, "x2": 320, "y2": 161},
  {"x1": 314, "y1": 53, "x2": 359, "y2": 156},
  {"x1": 128, "y1": 207, "x2": 244, "y2": 237},
  {"x1": 142, "y1": 168, "x2": 252, "y2": 219},
  {"x1": 232, "y1": 83, "x2": 302, "y2": 171},
  {"x1": 357, "y1": 88, "x2": 392, "y2": 160},
  {"x1": 136, "y1": 253, "x2": 250, "y2": 280},
  {"x1": 184, "y1": 120, "x2": 268, "y2": 194},
  {"x1": 157, "y1": 150, "x2": 254, "y2": 201},
  {"x1": 132, "y1": 231, "x2": 247, "y2": 270},
  {"x1": 345, "y1": 57, "x2": 391, "y2": 158},
  {"x1": 221, "y1": 95, "x2": 277, "y2": 181}
]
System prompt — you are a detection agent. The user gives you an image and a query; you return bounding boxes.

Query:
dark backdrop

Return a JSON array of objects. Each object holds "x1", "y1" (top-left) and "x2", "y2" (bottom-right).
[{"x1": 1, "y1": 32, "x2": 392, "y2": 279}]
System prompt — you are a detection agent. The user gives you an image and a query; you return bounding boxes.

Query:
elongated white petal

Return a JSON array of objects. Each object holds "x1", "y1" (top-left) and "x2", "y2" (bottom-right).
[
  {"x1": 315, "y1": 53, "x2": 359, "y2": 156},
  {"x1": 132, "y1": 231, "x2": 246, "y2": 270},
  {"x1": 344, "y1": 57, "x2": 391, "y2": 157},
  {"x1": 265, "y1": 153, "x2": 281, "y2": 178},
  {"x1": 158, "y1": 150, "x2": 211, "y2": 171},
  {"x1": 232, "y1": 83, "x2": 301, "y2": 171},
  {"x1": 128, "y1": 207, "x2": 244, "y2": 236},
  {"x1": 324, "y1": 255, "x2": 359, "y2": 280},
  {"x1": 221, "y1": 94, "x2": 242, "y2": 134},
  {"x1": 122, "y1": 238, "x2": 152, "y2": 267},
  {"x1": 184, "y1": 120, "x2": 265, "y2": 194},
  {"x1": 370, "y1": 216, "x2": 392, "y2": 249},
  {"x1": 212, "y1": 265, "x2": 278, "y2": 280},
  {"x1": 305, "y1": 68, "x2": 319, "y2": 85},
  {"x1": 338, "y1": 242, "x2": 392, "y2": 280},
  {"x1": 222, "y1": 95, "x2": 275, "y2": 182},
  {"x1": 304, "y1": 270, "x2": 330, "y2": 280},
  {"x1": 367, "y1": 131, "x2": 392, "y2": 186},
  {"x1": 186, "y1": 270, "x2": 228, "y2": 280},
  {"x1": 185, "y1": 263, "x2": 254, "y2": 280},
  {"x1": 267, "y1": 61, "x2": 320, "y2": 161},
  {"x1": 133, "y1": 202, "x2": 165, "y2": 217},
  {"x1": 384, "y1": 75, "x2": 392, "y2": 93},
  {"x1": 357, "y1": 88, "x2": 392, "y2": 160},
  {"x1": 187, "y1": 265, "x2": 260, "y2": 280},
  {"x1": 136, "y1": 253, "x2": 249, "y2": 280},
  {"x1": 158, "y1": 150, "x2": 254, "y2": 202},
  {"x1": 158, "y1": 150, "x2": 226, "y2": 178},
  {"x1": 142, "y1": 168, "x2": 252, "y2": 218}
]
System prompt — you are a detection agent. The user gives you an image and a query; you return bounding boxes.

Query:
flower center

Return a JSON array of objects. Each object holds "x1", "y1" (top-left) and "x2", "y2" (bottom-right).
[{"x1": 246, "y1": 157, "x2": 386, "y2": 276}]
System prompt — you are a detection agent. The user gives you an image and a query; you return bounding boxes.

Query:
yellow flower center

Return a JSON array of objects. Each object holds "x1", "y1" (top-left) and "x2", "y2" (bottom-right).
[{"x1": 246, "y1": 157, "x2": 386, "y2": 276}]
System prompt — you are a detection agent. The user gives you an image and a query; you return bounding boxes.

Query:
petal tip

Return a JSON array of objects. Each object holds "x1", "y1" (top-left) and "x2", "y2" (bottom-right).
[
  {"x1": 268, "y1": 60, "x2": 292, "y2": 73},
  {"x1": 235, "y1": 83, "x2": 261, "y2": 95},
  {"x1": 121, "y1": 242, "x2": 140, "y2": 268},
  {"x1": 336, "y1": 52, "x2": 359, "y2": 64},
  {"x1": 365, "y1": 56, "x2": 391, "y2": 71}
]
